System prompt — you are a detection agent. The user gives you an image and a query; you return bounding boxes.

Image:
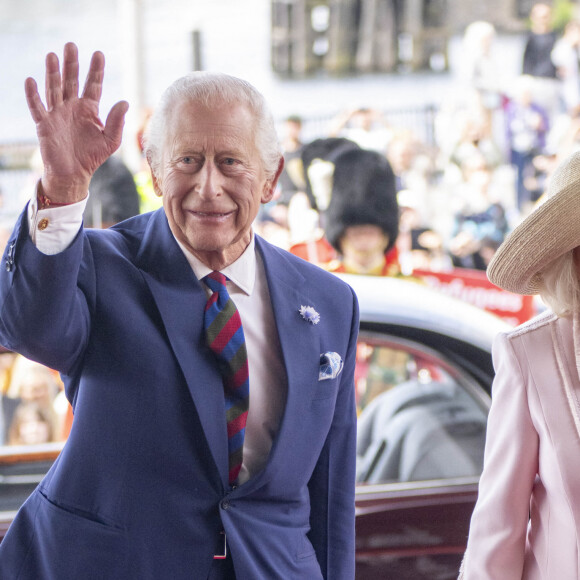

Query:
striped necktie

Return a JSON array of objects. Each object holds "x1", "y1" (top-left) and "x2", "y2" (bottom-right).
[{"x1": 203, "y1": 271, "x2": 249, "y2": 485}]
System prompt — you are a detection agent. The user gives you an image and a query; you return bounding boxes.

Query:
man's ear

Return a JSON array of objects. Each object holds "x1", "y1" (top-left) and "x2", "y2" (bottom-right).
[
  {"x1": 261, "y1": 156, "x2": 285, "y2": 204},
  {"x1": 150, "y1": 173, "x2": 163, "y2": 198},
  {"x1": 147, "y1": 155, "x2": 163, "y2": 197}
]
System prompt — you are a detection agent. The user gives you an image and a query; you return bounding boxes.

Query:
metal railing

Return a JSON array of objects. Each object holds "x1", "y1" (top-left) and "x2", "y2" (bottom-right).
[{"x1": 283, "y1": 103, "x2": 439, "y2": 147}]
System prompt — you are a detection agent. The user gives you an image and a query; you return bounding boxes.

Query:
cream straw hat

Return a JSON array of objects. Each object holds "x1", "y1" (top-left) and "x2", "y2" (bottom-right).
[{"x1": 487, "y1": 150, "x2": 580, "y2": 295}]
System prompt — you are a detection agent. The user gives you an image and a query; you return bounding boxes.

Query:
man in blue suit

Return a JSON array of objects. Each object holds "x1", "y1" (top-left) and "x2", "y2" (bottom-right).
[{"x1": 0, "y1": 43, "x2": 358, "y2": 579}]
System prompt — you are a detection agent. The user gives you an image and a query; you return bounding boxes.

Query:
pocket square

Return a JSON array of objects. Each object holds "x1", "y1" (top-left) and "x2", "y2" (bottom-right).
[{"x1": 319, "y1": 352, "x2": 344, "y2": 381}]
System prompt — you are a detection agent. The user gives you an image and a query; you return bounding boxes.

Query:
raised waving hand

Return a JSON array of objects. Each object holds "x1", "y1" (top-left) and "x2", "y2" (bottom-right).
[{"x1": 25, "y1": 42, "x2": 129, "y2": 203}]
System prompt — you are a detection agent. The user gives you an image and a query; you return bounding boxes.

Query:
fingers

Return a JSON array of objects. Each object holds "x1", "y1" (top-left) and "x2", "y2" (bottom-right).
[
  {"x1": 81, "y1": 50, "x2": 105, "y2": 103},
  {"x1": 45, "y1": 51, "x2": 63, "y2": 111},
  {"x1": 104, "y1": 100, "x2": 130, "y2": 148},
  {"x1": 28, "y1": 43, "x2": 115, "y2": 128},
  {"x1": 24, "y1": 77, "x2": 46, "y2": 124},
  {"x1": 62, "y1": 42, "x2": 79, "y2": 100},
  {"x1": 41, "y1": 43, "x2": 98, "y2": 110},
  {"x1": 44, "y1": 43, "x2": 80, "y2": 109}
]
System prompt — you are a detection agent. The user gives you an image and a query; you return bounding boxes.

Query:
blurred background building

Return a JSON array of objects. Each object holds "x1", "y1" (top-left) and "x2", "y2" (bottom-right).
[{"x1": 0, "y1": 0, "x2": 578, "y2": 223}]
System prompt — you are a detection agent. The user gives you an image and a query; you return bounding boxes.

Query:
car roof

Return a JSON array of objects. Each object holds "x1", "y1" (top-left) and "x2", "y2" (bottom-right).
[{"x1": 336, "y1": 274, "x2": 512, "y2": 353}]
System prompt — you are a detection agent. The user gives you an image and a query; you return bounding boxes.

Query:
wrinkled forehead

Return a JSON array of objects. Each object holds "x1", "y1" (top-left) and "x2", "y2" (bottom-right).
[
  {"x1": 164, "y1": 100, "x2": 257, "y2": 149},
  {"x1": 168, "y1": 97, "x2": 255, "y2": 124}
]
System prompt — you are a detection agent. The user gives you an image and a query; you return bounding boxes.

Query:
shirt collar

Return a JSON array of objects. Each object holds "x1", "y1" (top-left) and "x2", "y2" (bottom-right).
[{"x1": 175, "y1": 233, "x2": 256, "y2": 296}]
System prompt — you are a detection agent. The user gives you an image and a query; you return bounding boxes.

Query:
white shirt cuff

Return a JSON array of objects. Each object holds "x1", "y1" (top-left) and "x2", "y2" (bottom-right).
[{"x1": 28, "y1": 187, "x2": 88, "y2": 255}]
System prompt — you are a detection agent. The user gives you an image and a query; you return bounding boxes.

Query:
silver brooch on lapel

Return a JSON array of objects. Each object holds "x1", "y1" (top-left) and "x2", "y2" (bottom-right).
[{"x1": 299, "y1": 305, "x2": 320, "y2": 325}]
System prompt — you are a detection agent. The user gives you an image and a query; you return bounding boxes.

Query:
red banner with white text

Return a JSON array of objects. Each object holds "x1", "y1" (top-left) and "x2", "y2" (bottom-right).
[{"x1": 412, "y1": 268, "x2": 536, "y2": 327}]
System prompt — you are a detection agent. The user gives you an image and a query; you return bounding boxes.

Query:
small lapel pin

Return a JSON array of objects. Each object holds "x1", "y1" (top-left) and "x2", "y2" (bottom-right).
[{"x1": 299, "y1": 305, "x2": 320, "y2": 325}]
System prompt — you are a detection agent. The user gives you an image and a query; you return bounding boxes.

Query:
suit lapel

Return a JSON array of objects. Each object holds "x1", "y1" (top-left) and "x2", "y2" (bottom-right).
[
  {"x1": 550, "y1": 317, "x2": 580, "y2": 533},
  {"x1": 132, "y1": 221, "x2": 324, "y2": 491},
  {"x1": 135, "y1": 210, "x2": 229, "y2": 487},
  {"x1": 237, "y1": 237, "x2": 322, "y2": 492}
]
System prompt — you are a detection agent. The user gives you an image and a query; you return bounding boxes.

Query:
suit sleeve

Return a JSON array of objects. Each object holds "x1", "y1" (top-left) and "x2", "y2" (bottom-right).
[
  {"x1": 308, "y1": 285, "x2": 359, "y2": 579},
  {"x1": 0, "y1": 207, "x2": 92, "y2": 374},
  {"x1": 459, "y1": 332, "x2": 538, "y2": 579}
]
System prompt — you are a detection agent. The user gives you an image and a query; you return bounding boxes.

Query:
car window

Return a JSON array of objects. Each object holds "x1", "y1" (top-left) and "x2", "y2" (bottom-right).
[
  {"x1": 0, "y1": 338, "x2": 491, "y2": 500},
  {"x1": 355, "y1": 331, "x2": 489, "y2": 485}
]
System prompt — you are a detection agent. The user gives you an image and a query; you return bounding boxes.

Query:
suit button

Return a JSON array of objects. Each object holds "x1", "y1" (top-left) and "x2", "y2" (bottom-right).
[
  {"x1": 38, "y1": 218, "x2": 50, "y2": 231},
  {"x1": 220, "y1": 499, "x2": 231, "y2": 510}
]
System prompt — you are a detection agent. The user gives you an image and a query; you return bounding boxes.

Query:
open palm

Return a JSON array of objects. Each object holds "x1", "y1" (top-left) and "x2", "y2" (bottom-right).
[{"x1": 25, "y1": 43, "x2": 128, "y2": 202}]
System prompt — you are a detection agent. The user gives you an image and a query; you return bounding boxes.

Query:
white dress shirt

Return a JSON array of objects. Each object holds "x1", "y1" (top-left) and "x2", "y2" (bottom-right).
[{"x1": 28, "y1": 194, "x2": 288, "y2": 484}]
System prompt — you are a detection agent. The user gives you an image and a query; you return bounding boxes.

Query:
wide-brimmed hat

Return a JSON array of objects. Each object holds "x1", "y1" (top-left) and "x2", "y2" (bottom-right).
[{"x1": 487, "y1": 150, "x2": 580, "y2": 295}]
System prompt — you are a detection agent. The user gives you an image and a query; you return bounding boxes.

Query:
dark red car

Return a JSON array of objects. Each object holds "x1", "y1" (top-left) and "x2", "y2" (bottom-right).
[
  {"x1": 0, "y1": 275, "x2": 510, "y2": 578},
  {"x1": 347, "y1": 275, "x2": 509, "y2": 579}
]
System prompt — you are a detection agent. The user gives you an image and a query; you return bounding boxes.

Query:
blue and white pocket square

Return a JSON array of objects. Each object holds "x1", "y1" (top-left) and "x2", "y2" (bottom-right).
[{"x1": 319, "y1": 352, "x2": 343, "y2": 381}]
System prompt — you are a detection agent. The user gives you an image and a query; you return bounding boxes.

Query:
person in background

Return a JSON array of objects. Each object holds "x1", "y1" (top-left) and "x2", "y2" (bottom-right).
[
  {"x1": 448, "y1": 110, "x2": 504, "y2": 174},
  {"x1": 459, "y1": 150, "x2": 580, "y2": 578},
  {"x1": 551, "y1": 19, "x2": 580, "y2": 116},
  {"x1": 396, "y1": 190, "x2": 450, "y2": 275},
  {"x1": 447, "y1": 152, "x2": 509, "y2": 271},
  {"x1": 0, "y1": 42, "x2": 358, "y2": 579},
  {"x1": 458, "y1": 21, "x2": 505, "y2": 129},
  {"x1": 0, "y1": 350, "x2": 17, "y2": 445},
  {"x1": 259, "y1": 115, "x2": 305, "y2": 232},
  {"x1": 328, "y1": 107, "x2": 393, "y2": 154},
  {"x1": 504, "y1": 75, "x2": 550, "y2": 213},
  {"x1": 134, "y1": 106, "x2": 163, "y2": 214},
  {"x1": 522, "y1": 3, "x2": 560, "y2": 120},
  {"x1": 323, "y1": 149, "x2": 400, "y2": 276},
  {"x1": 285, "y1": 137, "x2": 361, "y2": 268},
  {"x1": 2, "y1": 356, "x2": 64, "y2": 444},
  {"x1": 277, "y1": 115, "x2": 305, "y2": 204},
  {"x1": 8, "y1": 402, "x2": 54, "y2": 446},
  {"x1": 84, "y1": 154, "x2": 141, "y2": 228}
]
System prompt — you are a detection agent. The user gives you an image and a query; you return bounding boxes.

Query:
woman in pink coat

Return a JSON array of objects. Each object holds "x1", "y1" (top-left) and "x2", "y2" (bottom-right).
[{"x1": 460, "y1": 150, "x2": 580, "y2": 579}]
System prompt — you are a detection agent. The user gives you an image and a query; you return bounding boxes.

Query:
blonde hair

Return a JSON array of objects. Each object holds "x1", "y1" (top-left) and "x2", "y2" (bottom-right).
[
  {"x1": 538, "y1": 249, "x2": 580, "y2": 317},
  {"x1": 462, "y1": 21, "x2": 495, "y2": 55}
]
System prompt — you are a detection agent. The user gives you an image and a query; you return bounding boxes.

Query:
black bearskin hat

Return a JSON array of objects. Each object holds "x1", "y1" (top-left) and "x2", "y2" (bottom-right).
[
  {"x1": 323, "y1": 148, "x2": 399, "y2": 254},
  {"x1": 300, "y1": 138, "x2": 361, "y2": 211}
]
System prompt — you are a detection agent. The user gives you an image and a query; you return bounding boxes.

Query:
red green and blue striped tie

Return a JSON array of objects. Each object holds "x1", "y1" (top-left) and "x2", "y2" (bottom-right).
[{"x1": 203, "y1": 271, "x2": 249, "y2": 485}]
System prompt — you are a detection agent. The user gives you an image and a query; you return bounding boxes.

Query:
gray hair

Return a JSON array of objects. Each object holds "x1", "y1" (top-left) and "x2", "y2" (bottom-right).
[
  {"x1": 538, "y1": 249, "x2": 580, "y2": 317},
  {"x1": 143, "y1": 71, "x2": 282, "y2": 180}
]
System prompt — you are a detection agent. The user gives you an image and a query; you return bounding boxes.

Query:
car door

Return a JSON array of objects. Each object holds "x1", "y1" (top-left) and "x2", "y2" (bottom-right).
[{"x1": 354, "y1": 331, "x2": 490, "y2": 579}]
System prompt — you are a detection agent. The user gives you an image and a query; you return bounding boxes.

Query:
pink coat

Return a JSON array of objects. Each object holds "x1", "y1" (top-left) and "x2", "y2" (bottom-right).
[{"x1": 460, "y1": 310, "x2": 580, "y2": 579}]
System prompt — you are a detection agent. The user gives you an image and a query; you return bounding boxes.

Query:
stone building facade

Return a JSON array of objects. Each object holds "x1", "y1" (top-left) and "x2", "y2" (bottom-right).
[{"x1": 271, "y1": 0, "x2": 575, "y2": 75}]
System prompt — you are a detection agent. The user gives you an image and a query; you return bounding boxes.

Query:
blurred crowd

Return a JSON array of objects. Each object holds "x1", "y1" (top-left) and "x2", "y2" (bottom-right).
[
  {"x1": 12, "y1": 3, "x2": 580, "y2": 283},
  {"x1": 0, "y1": 352, "x2": 70, "y2": 447},
  {"x1": 3, "y1": 2, "x2": 580, "y2": 448},
  {"x1": 255, "y1": 2, "x2": 580, "y2": 279}
]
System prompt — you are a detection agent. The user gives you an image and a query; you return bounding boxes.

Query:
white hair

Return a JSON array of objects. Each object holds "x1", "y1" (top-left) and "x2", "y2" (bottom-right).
[
  {"x1": 143, "y1": 71, "x2": 282, "y2": 180},
  {"x1": 463, "y1": 21, "x2": 495, "y2": 53},
  {"x1": 538, "y1": 249, "x2": 580, "y2": 317}
]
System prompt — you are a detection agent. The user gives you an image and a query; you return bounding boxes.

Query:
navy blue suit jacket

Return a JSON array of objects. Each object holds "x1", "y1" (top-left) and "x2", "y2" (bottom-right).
[{"x1": 0, "y1": 207, "x2": 359, "y2": 579}]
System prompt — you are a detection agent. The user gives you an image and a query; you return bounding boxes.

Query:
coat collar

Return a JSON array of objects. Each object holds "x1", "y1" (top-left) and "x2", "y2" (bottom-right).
[{"x1": 174, "y1": 234, "x2": 257, "y2": 296}]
